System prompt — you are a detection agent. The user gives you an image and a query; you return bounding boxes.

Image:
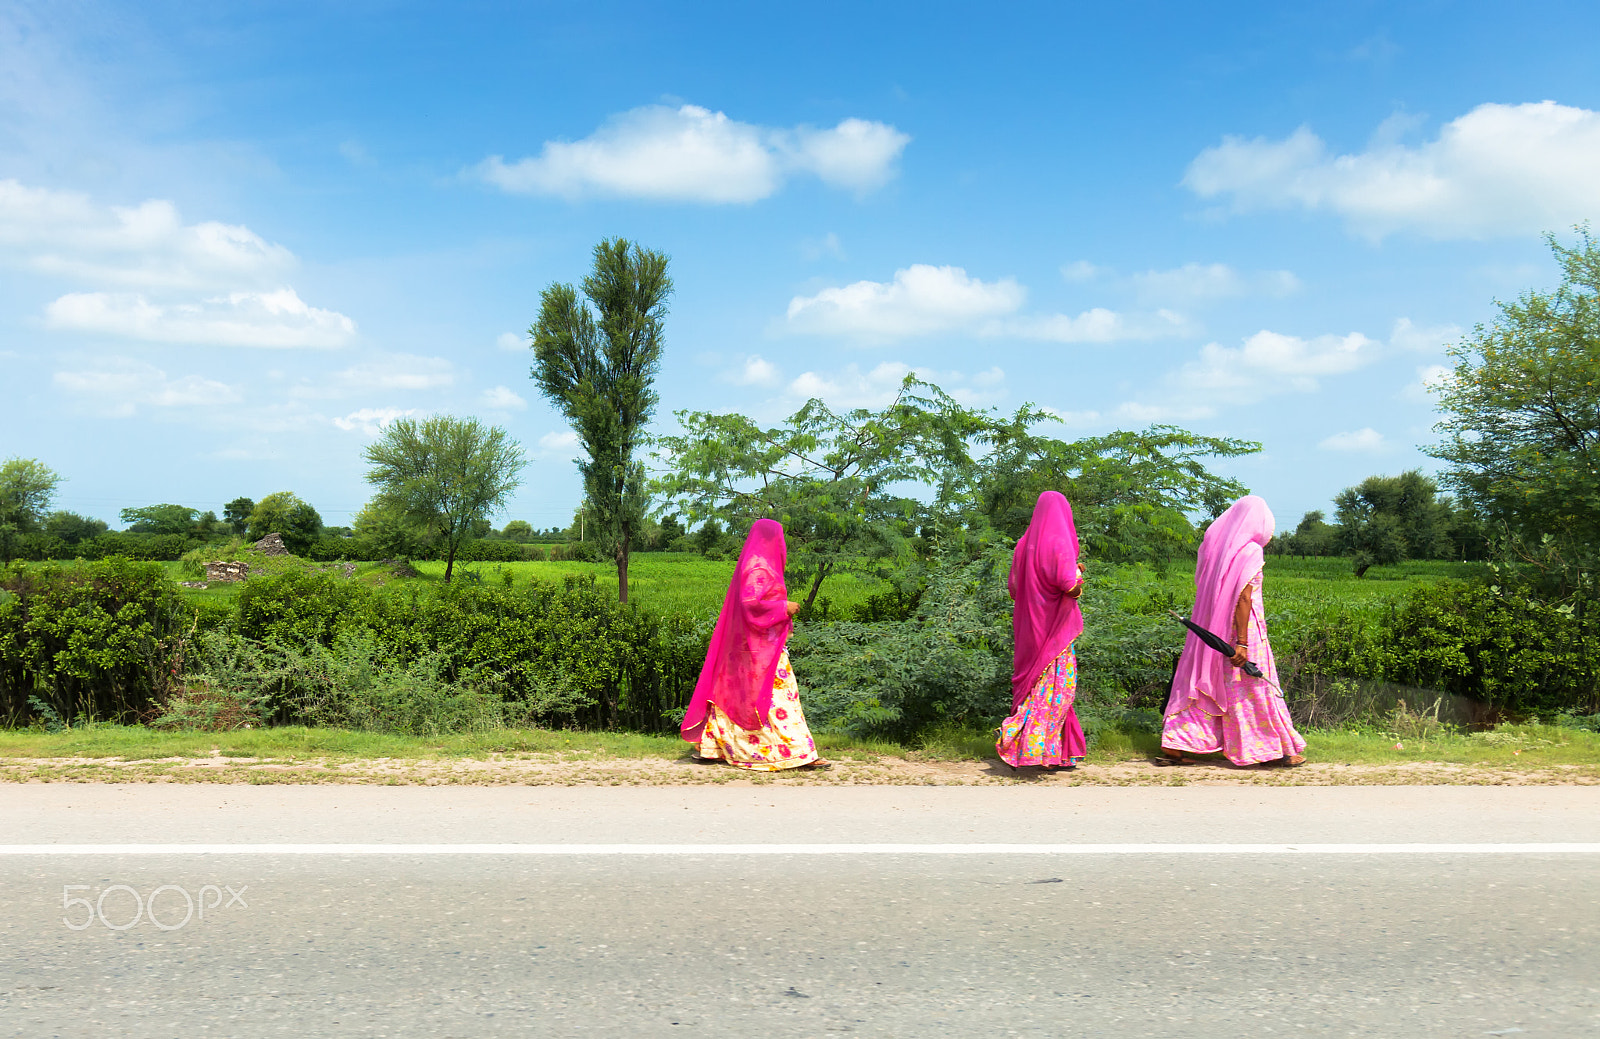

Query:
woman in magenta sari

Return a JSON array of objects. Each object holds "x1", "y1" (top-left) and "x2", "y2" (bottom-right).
[
  {"x1": 1160, "y1": 495, "x2": 1307, "y2": 767},
  {"x1": 682, "y1": 519, "x2": 828, "y2": 771},
  {"x1": 997, "y1": 491, "x2": 1089, "y2": 770}
]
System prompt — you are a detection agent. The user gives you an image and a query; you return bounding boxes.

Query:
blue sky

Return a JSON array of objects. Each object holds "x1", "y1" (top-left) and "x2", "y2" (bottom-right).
[{"x1": 4, "y1": 0, "x2": 1598, "y2": 532}]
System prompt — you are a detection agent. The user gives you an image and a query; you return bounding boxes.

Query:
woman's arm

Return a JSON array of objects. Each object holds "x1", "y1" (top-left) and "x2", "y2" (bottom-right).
[{"x1": 1229, "y1": 584, "x2": 1253, "y2": 665}]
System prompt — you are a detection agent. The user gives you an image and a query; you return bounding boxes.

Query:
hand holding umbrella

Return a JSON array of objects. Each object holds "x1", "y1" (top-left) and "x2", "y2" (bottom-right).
[{"x1": 1166, "y1": 610, "x2": 1282, "y2": 692}]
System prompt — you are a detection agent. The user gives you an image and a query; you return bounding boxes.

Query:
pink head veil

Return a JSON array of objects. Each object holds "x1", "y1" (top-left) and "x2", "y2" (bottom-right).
[
  {"x1": 1165, "y1": 494, "x2": 1276, "y2": 716},
  {"x1": 680, "y1": 519, "x2": 793, "y2": 741},
  {"x1": 1008, "y1": 491, "x2": 1084, "y2": 709}
]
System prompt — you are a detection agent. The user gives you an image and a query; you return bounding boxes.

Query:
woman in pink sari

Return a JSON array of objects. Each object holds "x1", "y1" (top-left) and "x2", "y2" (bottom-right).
[
  {"x1": 997, "y1": 491, "x2": 1089, "y2": 770},
  {"x1": 681, "y1": 519, "x2": 828, "y2": 770},
  {"x1": 1160, "y1": 495, "x2": 1307, "y2": 767}
]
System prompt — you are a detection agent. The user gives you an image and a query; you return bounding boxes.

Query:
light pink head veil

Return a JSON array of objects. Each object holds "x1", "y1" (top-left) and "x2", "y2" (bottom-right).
[
  {"x1": 1008, "y1": 492, "x2": 1084, "y2": 709},
  {"x1": 681, "y1": 519, "x2": 792, "y2": 741},
  {"x1": 1165, "y1": 495, "x2": 1275, "y2": 717}
]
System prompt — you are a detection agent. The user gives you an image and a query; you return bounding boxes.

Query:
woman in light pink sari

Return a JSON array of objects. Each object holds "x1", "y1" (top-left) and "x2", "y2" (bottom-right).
[
  {"x1": 682, "y1": 519, "x2": 827, "y2": 771},
  {"x1": 997, "y1": 491, "x2": 1089, "y2": 770},
  {"x1": 1160, "y1": 495, "x2": 1306, "y2": 767}
]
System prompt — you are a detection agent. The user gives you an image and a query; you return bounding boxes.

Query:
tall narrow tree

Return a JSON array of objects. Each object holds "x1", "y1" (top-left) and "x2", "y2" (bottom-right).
[{"x1": 530, "y1": 238, "x2": 671, "y2": 602}]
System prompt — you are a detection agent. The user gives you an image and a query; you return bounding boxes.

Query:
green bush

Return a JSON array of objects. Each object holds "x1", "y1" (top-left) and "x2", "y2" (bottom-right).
[
  {"x1": 1290, "y1": 583, "x2": 1600, "y2": 720},
  {"x1": 0, "y1": 558, "x2": 187, "y2": 724}
]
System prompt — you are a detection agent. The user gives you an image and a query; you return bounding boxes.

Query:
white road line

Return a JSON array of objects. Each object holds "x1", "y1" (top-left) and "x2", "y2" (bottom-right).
[{"x1": 1, "y1": 843, "x2": 1599, "y2": 856}]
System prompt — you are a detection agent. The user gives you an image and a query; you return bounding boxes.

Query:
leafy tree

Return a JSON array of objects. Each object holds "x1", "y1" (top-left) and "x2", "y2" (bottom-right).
[
  {"x1": 530, "y1": 238, "x2": 671, "y2": 602},
  {"x1": 362, "y1": 415, "x2": 526, "y2": 582},
  {"x1": 352, "y1": 500, "x2": 432, "y2": 560},
  {"x1": 977, "y1": 419, "x2": 1260, "y2": 566},
  {"x1": 224, "y1": 497, "x2": 256, "y2": 535},
  {"x1": 654, "y1": 376, "x2": 993, "y2": 606},
  {"x1": 1430, "y1": 228, "x2": 1600, "y2": 595},
  {"x1": 119, "y1": 503, "x2": 199, "y2": 536},
  {"x1": 500, "y1": 520, "x2": 534, "y2": 543},
  {"x1": 0, "y1": 458, "x2": 61, "y2": 561},
  {"x1": 1334, "y1": 470, "x2": 1452, "y2": 577},
  {"x1": 657, "y1": 514, "x2": 686, "y2": 545},
  {"x1": 43, "y1": 510, "x2": 108, "y2": 545},
  {"x1": 245, "y1": 492, "x2": 325, "y2": 555},
  {"x1": 1272, "y1": 510, "x2": 1340, "y2": 557}
]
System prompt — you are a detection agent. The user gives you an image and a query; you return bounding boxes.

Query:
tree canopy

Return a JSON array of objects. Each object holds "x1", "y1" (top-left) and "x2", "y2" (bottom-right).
[
  {"x1": 0, "y1": 458, "x2": 61, "y2": 561},
  {"x1": 1431, "y1": 228, "x2": 1600, "y2": 593},
  {"x1": 654, "y1": 376, "x2": 992, "y2": 606},
  {"x1": 246, "y1": 492, "x2": 325, "y2": 555},
  {"x1": 1333, "y1": 470, "x2": 1452, "y2": 577},
  {"x1": 529, "y1": 238, "x2": 671, "y2": 602},
  {"x1": 362, "y1": 415, "x2": 526, "y2": 582}
]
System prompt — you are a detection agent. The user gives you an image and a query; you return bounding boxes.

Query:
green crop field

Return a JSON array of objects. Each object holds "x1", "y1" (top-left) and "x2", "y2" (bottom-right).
[{"x1": 154, "y1": 551, "x2": 1482, "y2": 624}]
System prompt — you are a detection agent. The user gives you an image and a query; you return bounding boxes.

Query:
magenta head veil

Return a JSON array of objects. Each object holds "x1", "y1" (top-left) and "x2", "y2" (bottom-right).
[
  {"x1": 680, "y1": 519, "x2": 793, "y2": 741},
  {"x1": 1165, "y1": 494, "x2": 1276, "y2": 717},
  {"x1": 1008, "y1": 491, "x2": 1084, "y2": 709}
]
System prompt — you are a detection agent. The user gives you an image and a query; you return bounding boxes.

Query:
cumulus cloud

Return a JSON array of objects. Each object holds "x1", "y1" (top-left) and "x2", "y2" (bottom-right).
[
  {"x1": 0, "y1": 179, "x2": 294, "y2": 290},
  {"x1": 287, "y1": 354, "x2": 453, "y2": 399},
  {"x1": 724, "y1": 355, "x2": 781, "y2": 387},
  {"x1": 1178, "y1": 329, "x2": 1382, "y2": 394},
  {"x1": 1060, "y1": 260, "x2": 1102, "y2": 282},
  {"x1": 997, "y1": 307, "x2": 1195, "y2": 343},
  {"x1": 785, "y1": 361, "x2": 1005, "y2": 409},
  {"x1": 788, "y1": 263, "x2": 1197, "y2": 343},
  {"x1": 53, "y1": 359, "x2": 240, "y2": 418},
  {"x1": 481, "y1": 385, "x2": 527, "y2": 410},
  {"x1": 786, "y1": 265, "x2": 1025, "y2": 338},
  {"x1": 497, "y1": 331, "x2": 526, "y2": 352},
  {"x1": 1404, "y1": 363, "x2": 1455, "y2": 401},
  {"x1": 1319, "y1": 428, "x2": 1387, "y2": 452},
  {"x1": 536, "y1": 430, "x2": 580, "y2": 458},
  {"x1": 1130, "y1": 263, "x2": 1300, "y2": 304},
  {"x1": 333, "y1": 407, "x2": 419, "y2": 435},
  {"x1": 1184, "y1": 101, "x2": 1600, "y2": 238},
  {"x1": 45, "y1": 288, "x2": 356, "y2": 348},
  {"x1": 477, "y1": 104, "x2": 909, "y2": 203},
  {"x1": 1389, "y1": 317, "x2": 1461, "y2": 352}
]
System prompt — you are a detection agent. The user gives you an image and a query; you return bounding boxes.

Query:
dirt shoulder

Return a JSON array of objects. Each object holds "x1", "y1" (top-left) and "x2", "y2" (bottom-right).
[{"x1": 3, "y1": 753, "x2": 1597, "y2": 787}]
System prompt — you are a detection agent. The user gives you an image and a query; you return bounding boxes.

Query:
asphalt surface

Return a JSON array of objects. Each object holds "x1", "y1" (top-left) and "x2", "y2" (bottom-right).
[{"x1": 3, "y1": 786, "x2": 1597, "y2": 1037}]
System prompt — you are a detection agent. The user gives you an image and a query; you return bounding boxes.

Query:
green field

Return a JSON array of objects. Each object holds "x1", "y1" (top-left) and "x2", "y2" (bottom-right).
[{"x1": 159, "y1": 551, "x2": 1482, "y2": 622}]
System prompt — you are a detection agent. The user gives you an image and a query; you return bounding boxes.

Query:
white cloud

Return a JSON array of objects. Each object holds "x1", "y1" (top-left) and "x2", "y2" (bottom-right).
[
  {"x1": 44, "y1": 288, "x2": 356, "y2": 348},
  {"x1": 786, "y1": 264, "x2": 1025, "y2": 338},
  {"x1": 1184, "y1": 101, "x2": 1600, "y2": 238},
  {"x1": 1319, "y1": 428, "x2": 1387, "y2": 452},
  {"x1": 497, "y1": 331, "x2": 526, "y2": 352},
  {"x1": 1060, "y1": 261, "x2": 1102, "y2": 282},
  {"x1": 536, "y1": 430, "x2": 580, "y2": 458},
  {"x1": 53, "y1": 360, "x2": 240, "y2": 418},
  {"x1": 1404, "y1": 363, "x2": 1456, "y2": 401},
  {"x1": 1112, "y1": 401, "x2": 1217, "y2": 423},
  {"x1": 286, "y1": 354, "x2": 454, "y2": 399},
  {"x1": 1389, "y1": 317, "x2": 1461, "y2": 353},
  {"x1": 785, "y1": 361, "x2": 1005, "y2": 409},
  {"x1": 477, "y1": 104, "x2": 909, "y2": 203},
  {"x1": 725, "y1": 355, "x2": 781, "y2": 387},
  {"x1": 333, "y1": 407, "x2": 419, "y2": 435},
  {"x1": 1179, "y1": 329, "x2": 1383, "y2": 394},
  {"x1": 481, "y1": 385, "x2": 527, "y2": 410},
  {"x1": 997, "y1": 307, "x2": 1195, "y2": 343},
  {"x1": 1130, "y1": 263, "x2": 1299, "y2": 304},
  {"x1": 0, "y1": 179, "x2": 294, "y2": 290}
]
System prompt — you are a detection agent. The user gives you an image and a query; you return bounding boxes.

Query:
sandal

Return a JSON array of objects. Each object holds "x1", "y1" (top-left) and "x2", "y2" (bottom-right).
[
  {"x1": 798, "y1": 758, "x2": 833, "y2": 770},
  {"x1": 1280, "y1": 754, "x2": 1307, "y2": 767},
  {"x1": 1153, "y1": 748, "x2": 1196, "y2": 767}
]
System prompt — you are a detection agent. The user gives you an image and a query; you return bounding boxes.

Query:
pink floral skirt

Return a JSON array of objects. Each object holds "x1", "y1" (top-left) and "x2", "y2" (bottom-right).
[
  {"x1": 697, "y1": 649, "x2": 820, "y2": 771},
  {"x1": 1162, "y1": 681, "x2": 1306, "y2": 766},
  {"x1": 997, "y1": 646, "x2": 1087, "y2": 768}
]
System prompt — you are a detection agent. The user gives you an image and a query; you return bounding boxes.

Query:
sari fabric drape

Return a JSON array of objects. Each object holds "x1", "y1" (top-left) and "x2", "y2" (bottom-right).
[
  {"x1": 681, "y1": 519, "x2": 793, "y2": 743},
  {"x1": 1008, "y1": 492, "x2": 1084, "y2": 710},
  {"x1": 1161, "y1": 495, "x2": 1306, "y2": 765}
]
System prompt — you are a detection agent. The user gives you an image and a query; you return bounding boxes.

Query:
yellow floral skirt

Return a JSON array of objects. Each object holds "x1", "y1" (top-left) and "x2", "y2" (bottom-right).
[{"x1": 698, "y1": 649, "x2": 820, "y2": 770}]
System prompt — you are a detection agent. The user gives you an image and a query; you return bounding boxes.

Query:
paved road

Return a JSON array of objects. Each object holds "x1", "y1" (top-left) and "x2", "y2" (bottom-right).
[{"x1": 3, "y1": 786, "x2": 1598, "y2": 1037}]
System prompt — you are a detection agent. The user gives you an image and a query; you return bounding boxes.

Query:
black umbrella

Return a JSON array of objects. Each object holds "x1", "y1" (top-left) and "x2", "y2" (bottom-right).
[{"x1": 1166, "y1": 610, "x2": 1279, "y2": 688}]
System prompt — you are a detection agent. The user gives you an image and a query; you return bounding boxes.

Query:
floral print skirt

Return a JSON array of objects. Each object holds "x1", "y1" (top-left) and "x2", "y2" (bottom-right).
[
  {"x1": 698, "y1": 649, "x2": 821, "y2": 771},
  {"x1": 996, "y1": 645, "x2": 1087, "y2": 768}
]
